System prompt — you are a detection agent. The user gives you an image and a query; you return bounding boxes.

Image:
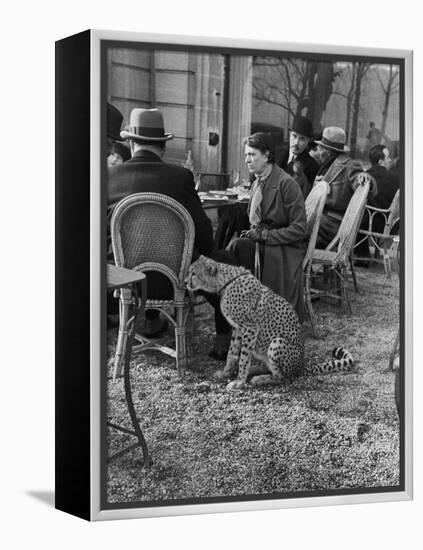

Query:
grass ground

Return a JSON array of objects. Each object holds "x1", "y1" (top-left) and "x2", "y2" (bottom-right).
[{"x1": 106, "y1": 262, "x2": 400, "y2": 505}]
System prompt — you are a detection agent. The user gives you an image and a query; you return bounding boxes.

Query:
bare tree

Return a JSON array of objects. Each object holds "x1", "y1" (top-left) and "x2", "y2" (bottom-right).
[
  {"x1": 372, "y1": 64, "x2": 400, "y2": 138},
  {"x1": 349, "y1": 62, "x2": 371, "y2": 156},
  {"x1": 332, "y1": 63, "x2": 357, "y2": 137},
  {"x1": 253, "y1": 57, "x2": 338, "y2": 131},
  {"x1": 304, "y1": 61, "x2": 337, "y2": 131}
]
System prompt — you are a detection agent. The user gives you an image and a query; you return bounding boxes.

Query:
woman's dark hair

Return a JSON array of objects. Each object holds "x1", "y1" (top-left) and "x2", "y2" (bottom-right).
[{"x1": 246, "y1": 132, "x2": 275, "y2": 163}]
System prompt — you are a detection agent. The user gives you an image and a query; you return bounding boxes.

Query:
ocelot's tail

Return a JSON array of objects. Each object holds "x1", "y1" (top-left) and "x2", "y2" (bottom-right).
[{"x1": 304, "y1": 347, "x2": 354, "y2": 376}]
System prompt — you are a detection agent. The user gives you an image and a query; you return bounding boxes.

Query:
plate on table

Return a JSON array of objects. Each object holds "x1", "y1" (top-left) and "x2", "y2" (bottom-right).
[
  {"x1": 208, "y1": 190, "x2": 232, "y2": 196},
  {"x1": 201, "y1": 195, "x2": 230, "y2": 201}
]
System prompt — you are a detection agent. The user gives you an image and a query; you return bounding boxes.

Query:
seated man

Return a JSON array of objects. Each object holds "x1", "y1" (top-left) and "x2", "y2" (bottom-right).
[
  {"x1": 107, "y1": 107, "x2": 214, "y2": 336},
  {"x1": 313, "y1": 126, "x2": 375, "y2": 249},
  {"x1": 366, "y1": 144, "x2": 399, "y2": 233},
  {"x1": 281, "y1": 115, "x2": 319, "y2": 199}
]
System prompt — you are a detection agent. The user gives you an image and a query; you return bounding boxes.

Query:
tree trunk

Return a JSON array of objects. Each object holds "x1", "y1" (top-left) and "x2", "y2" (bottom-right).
[
  {"x1": 350, "y1": 62, "x2": 369, "y2": 157},
  {"x1": 345, "y1": 65, "x2": 357, "y2": 138},
  {"x1": 380, "y1": 65, "x2": 394, "y2": 138},
  {"x1": 307, "y1": 62, "x2": 334, "y2": 132}
]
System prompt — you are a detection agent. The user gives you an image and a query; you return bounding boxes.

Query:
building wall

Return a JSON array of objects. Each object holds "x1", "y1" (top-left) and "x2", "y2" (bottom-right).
[{"x1": 108, "y1": 48, "x2": 227, "y2": 173}]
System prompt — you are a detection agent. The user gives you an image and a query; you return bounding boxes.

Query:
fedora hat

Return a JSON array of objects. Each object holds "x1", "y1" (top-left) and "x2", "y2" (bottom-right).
[
  {"x1": 120, "y1": 108, "x2": 174, "y2": 142},
  {"x1": 315, "y1": 126, "x2": 350, "y2": 153},
  {"x1": 289, "y1": 115, "x2": 314, "y2": 138},
  {"x1": 107, "y1": 103, "x2": 124, "y2": 141}
]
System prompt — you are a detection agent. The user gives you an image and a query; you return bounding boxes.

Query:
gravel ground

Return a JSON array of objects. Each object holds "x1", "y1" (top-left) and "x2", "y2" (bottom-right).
[{"x1": 106, "y1": 263, "x2": 400, "y2": 505}]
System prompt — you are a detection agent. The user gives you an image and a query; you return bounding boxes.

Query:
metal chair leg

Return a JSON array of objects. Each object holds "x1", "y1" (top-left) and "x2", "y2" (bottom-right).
[
  {"x1": 349, "y1": 255, "x2": 359, "y2": 292},
  {"x1": 340, "y1": 268, "x2": 352, "y2": 314},
  {"x1": 113, "y1": 296, "x2": 130, "y2": 380},
  {"x1": 304, "y1": 272, "x2": 318, "y2": 338},
  {"x1": 175, "y1": 305, "x2": 187, "y2": 378},
  {"x1": 383, "y1": 242, "x2": 392, "y2": 279}
]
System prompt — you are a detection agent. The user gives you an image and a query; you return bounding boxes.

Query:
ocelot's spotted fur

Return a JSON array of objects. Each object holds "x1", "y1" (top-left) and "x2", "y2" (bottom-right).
[{"x1": 185, "y1": 256, "x2": 354, "y2": 390}]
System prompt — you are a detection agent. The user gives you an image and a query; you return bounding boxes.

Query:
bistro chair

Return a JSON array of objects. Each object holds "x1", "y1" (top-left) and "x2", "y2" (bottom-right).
[
  {"x1": 306, "y1": 173, "x2": 371, "y2": 316},
  {"x1": 353, "y1": 189, "x2": 400, "y2": 278},
  {"x1": 303, "y1": 180, "x2": 329, "y2": 337},
  {"x1": 110, "y1": 193, "x2": 195, "y2": 380}
]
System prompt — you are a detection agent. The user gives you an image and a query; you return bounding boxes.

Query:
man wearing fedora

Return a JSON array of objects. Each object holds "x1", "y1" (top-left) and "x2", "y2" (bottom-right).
[
  {"x1": 281, "y1": 115, "x2": 319, "y2": 199},
  {"x1": 313, "y1": 126, "x2": 372, "y2": 248},
  {"x1": 108, "y1": 107, "x2": 214, "y2": 337}
]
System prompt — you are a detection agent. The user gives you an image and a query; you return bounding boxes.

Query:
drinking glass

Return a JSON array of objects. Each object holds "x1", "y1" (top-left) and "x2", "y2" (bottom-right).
[{"x1": 230, "y1": 169, "x2": 240, "y2": 188}]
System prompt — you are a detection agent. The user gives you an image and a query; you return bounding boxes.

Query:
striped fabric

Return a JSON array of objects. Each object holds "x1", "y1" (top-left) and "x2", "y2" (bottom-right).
[{"x1": 249, "y1": 177, "x2": 264, "y2": 226}]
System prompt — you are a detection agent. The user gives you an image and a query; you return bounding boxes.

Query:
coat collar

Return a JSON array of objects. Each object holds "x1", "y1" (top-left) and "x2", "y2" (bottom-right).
[
  {"x1": 368, "y1": 164, "x2": 388, "y2": 176},
  {"x1": 128, "y1": 149, "x2": 163, "y2": 163},
  {"x1": 260, "y1": 164, "x2": 284, "y2": 214},
  {"x1": 321, "y1": 153, "x2": 351, "y2": 184},
  {"x1": 289, "y1": 149, "x2": 310, "y2": 164}
]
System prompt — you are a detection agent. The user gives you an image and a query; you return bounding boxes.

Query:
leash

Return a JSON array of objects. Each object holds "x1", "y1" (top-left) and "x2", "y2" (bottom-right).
[{"x1": 254, "y1": 242, "x2": 261, "y2": 280}]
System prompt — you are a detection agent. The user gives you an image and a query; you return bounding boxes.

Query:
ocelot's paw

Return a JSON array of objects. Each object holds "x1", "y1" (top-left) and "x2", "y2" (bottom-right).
[
  {"x1": 226, "y1": 380, "x2": 246, "y2": 391},
  {"x1": 214, "y1": 370, "x2": 232, "y2": 381}
]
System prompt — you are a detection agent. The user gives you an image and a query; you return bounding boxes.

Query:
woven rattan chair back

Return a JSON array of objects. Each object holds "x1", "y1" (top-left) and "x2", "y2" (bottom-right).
[
  {"x1": 330, "y1": 173, "x2": 371, "y2": 262},
  {"x1": 303, "y1": 180, "x2": 329, "y2": 268},
  {"x1": 111, "y1": 193, "x2": 195, "y2": 291},
  {"x1": 386, "y1": 189, "x2": 400, "y2": 236},
  {"x1": 353, "y1": 186, "x2": 400, "y2": 278},
  {"x1": 110, "y1": 193, "x2": 195, "y2": 379}
]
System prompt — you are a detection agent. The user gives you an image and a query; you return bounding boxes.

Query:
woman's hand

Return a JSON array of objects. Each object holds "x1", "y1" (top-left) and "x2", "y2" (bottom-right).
[{"x1": 240, "y1": 226, "x2": 267, "y2": 242}]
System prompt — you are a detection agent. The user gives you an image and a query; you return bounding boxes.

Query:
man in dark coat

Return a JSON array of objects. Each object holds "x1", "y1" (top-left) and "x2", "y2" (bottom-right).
[
  {"x1": 367, "y1": 144, "x2": 399, "y2": 209},
  {"x1": 108, "y1": 107, "x2": 214, "y2": 335},
  {"x1": 312, "y1": 126, "x2": 373, "y2": 248},
  {"x1": 280, "y1": 115, "x2": 319, "y2": 199},
  {"x1": 366, "y1": 144, "x2": 399, "y2": 234}
]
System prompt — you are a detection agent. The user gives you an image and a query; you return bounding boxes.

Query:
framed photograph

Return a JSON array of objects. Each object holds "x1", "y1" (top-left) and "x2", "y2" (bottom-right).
[{"x1": 55, "y1": 29, "x2": 412, "y2": 521}]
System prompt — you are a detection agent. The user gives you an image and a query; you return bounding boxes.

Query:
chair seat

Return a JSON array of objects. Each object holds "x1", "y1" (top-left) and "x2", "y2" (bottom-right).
[{"x1": 311, "y1": 248, "x2": 340, "y2": 267}]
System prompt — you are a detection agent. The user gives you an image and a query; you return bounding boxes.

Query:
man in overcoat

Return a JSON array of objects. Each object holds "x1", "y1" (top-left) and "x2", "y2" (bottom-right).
[
  {"x1": 367, "y1": 144, "x2": 398, "y2": 208},
  {"x1": 280, "y1": 115, "x2": 319, "y2": 199},
  {"x1": 108, "y1": 107, "x2": 214, "y2": 335},
  {"x1": 313, "y1": 126, "x2": 370, "y2": 248}
]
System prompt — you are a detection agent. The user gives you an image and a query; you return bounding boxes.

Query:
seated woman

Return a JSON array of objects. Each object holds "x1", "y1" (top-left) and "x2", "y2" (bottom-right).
[
  {"x1": 107, "y1": 141, "x2": 131, "y2": 167},
  {"x1": 227, "y1": 132, "x2": 307, "y2": 322}
]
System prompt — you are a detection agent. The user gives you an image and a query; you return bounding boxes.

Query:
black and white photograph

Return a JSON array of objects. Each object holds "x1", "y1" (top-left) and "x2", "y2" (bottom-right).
[
  {"x1": 102, "y1": 34, "x2": 408, "y2": 513},
  {"x1": 4, "y1": 0, "x2": 422, "y2": 545}
]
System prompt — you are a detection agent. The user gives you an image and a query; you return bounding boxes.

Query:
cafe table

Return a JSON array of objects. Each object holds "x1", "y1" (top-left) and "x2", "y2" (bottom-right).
[
  {"x1": 199, "y1": 189, "x2": 250, "y2": 248},
  {"x1": 107, "y1": 264, "x2": 151, "y2": 465}
]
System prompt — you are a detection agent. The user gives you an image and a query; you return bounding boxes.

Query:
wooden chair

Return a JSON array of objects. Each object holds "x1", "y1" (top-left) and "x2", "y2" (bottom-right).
[
  {"x1": 353, "y1": 189, "x2": 400, "y2": 278},
  {"x1": 303, "y1": 180, "x2": 329, "y2": 337},
  {"x1": 110, "y1": 193, "x2": 195, "y2": 379},
  {"x1": 306, "y1": 173, "x2": 371, "y2": 315}
]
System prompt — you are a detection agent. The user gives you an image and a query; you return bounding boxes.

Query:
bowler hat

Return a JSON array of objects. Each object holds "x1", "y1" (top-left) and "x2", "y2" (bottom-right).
[
  {"x1": 315, "y1": 126, "x2": 350, "y2": 153},
  {"x1": 107, "y1": 103, "x2": 124, "y2": 141},
  {"x1": 120, "y1": 108, "x2": 174, "y2": 142},
  {"x1": 289, "y1": 115, "x2": 314, "y2": 138}
]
